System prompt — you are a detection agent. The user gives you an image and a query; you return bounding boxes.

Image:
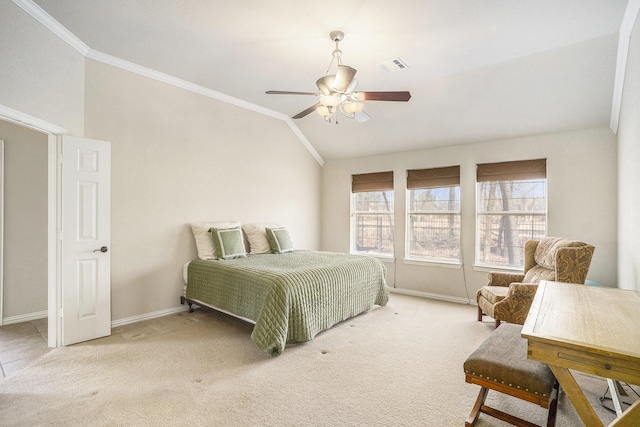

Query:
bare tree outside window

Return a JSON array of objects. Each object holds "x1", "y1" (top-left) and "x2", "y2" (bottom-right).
[
  {"x1": 408, "y1": 186, "x2": 460, "y2": 262},
  {"x1": 477, "y1": 179, "x2": 546, "y2": 268},
  {"x1": 352, "y1": 190, "x2": 394, "y2": 256}
]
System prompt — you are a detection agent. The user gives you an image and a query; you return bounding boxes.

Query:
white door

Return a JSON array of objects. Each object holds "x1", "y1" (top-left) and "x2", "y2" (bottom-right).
[{"x1": 61, "y1": 136, "x2": 111, "y2": 345}]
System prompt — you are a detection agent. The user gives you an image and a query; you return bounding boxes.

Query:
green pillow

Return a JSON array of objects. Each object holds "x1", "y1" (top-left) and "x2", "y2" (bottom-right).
[
  {"x1": 266, "y1": 227, "x2": 294, "y2": 254},
  {"x1": 209, "y1": 226, "x2": 247, "y2": 260}
]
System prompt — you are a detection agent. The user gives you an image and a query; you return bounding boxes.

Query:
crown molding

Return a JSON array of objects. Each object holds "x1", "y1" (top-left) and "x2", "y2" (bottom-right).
[
  {"x1": 610, "y1": 0, "x2": 640, "y2": 133},
  {"x1": 12, "y1": 0, "x2": 90, "y2": 56},
  {"x1": 283, "y1": 118, "x2": 324, "y2": 166},
  {"x1": 85, "y1": 49, "x2": 289, "y2": 122},
  {"x1": 85, "y1": 50, "x2": 325, "y2": 165},
  {"x1": 0, "y1": 104, "x2": 68, "y2": 135},
  {"x1": 85, "y1": 50, "x2": 324, "y2": 165},
  {"x1": 11, "y1": 0, "x2": 324, "y2": 165}
]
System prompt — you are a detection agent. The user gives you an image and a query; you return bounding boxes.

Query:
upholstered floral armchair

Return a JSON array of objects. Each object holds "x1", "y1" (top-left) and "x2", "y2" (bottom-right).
[{"x1": 476, "y1": 237, "x2": 595, "y2": 327}]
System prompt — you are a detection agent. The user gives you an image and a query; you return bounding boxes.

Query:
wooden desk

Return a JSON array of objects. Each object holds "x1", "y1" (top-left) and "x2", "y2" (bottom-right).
[{"x1": 521, "y1": 281, "x2": 640, "y2": 427}]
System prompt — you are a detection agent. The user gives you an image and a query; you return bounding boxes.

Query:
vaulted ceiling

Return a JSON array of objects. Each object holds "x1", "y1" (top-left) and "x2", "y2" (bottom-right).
[{"x1": 31, "y1": 0, "x2": 630, "y2": 160}]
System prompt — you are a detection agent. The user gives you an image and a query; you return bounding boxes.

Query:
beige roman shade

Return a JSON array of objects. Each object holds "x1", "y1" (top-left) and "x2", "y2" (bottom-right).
[
  {"x1": 476, "y1": 159, "x2": 546, "y2": 182},
  {"x1": 407, "y1": 166, "x2": 460, "y2": 189},
  {"x1": 351, "y1": 171, "x2": 394, "y2": 193}
]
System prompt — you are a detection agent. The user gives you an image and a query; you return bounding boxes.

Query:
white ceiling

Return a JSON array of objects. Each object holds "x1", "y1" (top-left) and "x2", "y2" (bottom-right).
[{"x1": 32, "y1": 0, "x2": 630, "y2": 160}]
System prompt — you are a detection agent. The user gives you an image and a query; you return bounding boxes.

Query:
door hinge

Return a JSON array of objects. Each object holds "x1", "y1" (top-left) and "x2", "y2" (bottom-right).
[
  {"x1": 57, "y1": 154, "x2": 63, "y2": 164},
  {"x1": 58, "y1": 308, "x2": 63, "y2": 318},
  {"x1": 57, "y1": 230, "x2": 63, "y2": 241}
]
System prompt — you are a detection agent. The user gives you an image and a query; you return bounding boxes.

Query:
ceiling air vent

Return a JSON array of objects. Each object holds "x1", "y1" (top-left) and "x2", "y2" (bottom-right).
[{"x1": 377, "y1": 58, "x2": 409, "y2": 74}]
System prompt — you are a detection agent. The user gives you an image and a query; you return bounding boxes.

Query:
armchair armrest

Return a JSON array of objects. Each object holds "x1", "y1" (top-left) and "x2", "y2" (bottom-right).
[
  {"x1": 555, "y1": 245, "x2": 595, "y2": 284},
  {"x1": 492, "y1": 283, "x2": 539, "y2": 325},
  {"x1": 523, "y1": 240, "x2": 539, "y2": 273},
  {"x1": 487, "y1": 272, "x2": 525, "y2": 287}
]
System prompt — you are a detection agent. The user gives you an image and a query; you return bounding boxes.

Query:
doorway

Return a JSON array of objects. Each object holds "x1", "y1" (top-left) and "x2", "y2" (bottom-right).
[
  {"x1": 0, "y1": 105, "x2": 112, "y2": 348},
  {"x1": 0, "y1": 105, "x2": 65, "y2": 347},
  {"x1": 0, "y1": 122, "x2": 49, "y2": 329}
]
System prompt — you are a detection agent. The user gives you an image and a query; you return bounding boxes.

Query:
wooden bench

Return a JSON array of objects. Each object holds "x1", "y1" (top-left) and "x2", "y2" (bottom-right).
[{"x1": 464, "y1": 324, "x2": 559, "y2": 427}]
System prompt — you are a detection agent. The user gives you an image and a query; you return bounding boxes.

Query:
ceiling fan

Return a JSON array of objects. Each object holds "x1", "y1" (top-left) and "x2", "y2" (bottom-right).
[{"x1": 266, "y1": 31, "x2": 411, "y2": 122}]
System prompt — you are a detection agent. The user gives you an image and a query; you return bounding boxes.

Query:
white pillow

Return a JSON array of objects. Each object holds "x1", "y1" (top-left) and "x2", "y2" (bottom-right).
[
  {"x1": 242, "y1": 223, "x2": 281, "y2": 254},
  {"x1": 190, "y1": 221, "x2": 241, "y2": 259}
]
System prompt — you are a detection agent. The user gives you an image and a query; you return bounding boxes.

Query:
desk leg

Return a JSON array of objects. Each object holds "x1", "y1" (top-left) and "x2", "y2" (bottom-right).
[
  {"x1": 609, "y1": 399, "x2": 640, "y2": 427},
  {"x1": 607, "y1": 379, "x2": 623, "y2": 416},
  {"x1": 549, "y1": 365, "x2": 604, "y2": 427}
]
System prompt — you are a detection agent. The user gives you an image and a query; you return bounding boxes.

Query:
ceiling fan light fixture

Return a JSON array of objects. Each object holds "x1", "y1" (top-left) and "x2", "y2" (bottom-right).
[
  {"x1": 345, "y1": 78, "x2": 359, "y2": 94},
  {"x1": 316, "y1": 105, "x2": 333, "y2": 118},
  {"x1": 333, "y1": 65, "x2": 357, "y2": 93},
  {"x1": 342, "y1": 100, "x2": 364, "y2": 114},
  {"x1": 316, "y1": 75, "x2": 336, "y2": 95},
  {"x1": 266, "y1": 30, "x2": 411, "y2": 122},
  {"x1": 319, "y1": 94, "x2": 341, "y2": 107}
]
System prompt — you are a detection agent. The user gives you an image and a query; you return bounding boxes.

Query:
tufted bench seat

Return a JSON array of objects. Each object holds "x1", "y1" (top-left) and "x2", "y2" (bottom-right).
[{"x1": 464, "y1": 324, "x2": 559, "y2": 427}]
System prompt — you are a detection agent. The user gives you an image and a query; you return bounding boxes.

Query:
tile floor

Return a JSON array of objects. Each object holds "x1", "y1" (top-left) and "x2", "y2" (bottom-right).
[{"x1": 0, "y1": 318, "x2": 50, "y2": 380}]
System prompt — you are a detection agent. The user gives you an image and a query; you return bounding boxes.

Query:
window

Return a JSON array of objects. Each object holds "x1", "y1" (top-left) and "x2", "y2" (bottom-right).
[
  {"x1": 407, "y1": 166, "x2": 461, "y2": 263},
  {"x1": 476, "y1": 159, "x2": 547, "y2": 268},
  {"x1": 351, "y1": 172, "x2": 394, "y2": 257}
]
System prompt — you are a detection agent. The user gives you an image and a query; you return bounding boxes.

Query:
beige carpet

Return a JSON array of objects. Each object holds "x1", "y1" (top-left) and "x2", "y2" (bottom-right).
[{"x1": 0, "y1": 294, "x2": 626, "y2": 426}]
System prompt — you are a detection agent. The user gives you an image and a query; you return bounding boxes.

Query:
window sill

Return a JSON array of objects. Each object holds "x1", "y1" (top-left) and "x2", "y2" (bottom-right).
[
  {"x1": 403, "y1": 259, "x2": 462, "y2": 269},
  {"x1": 352, "y1": 252, "x2": 395, "y2": 263},
  {"x1": 472, "y1": 264, "x2": 523, "y2": 274}
]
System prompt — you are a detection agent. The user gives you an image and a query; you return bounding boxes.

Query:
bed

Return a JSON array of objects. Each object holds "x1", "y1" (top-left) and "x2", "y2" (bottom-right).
[{"x1": 182, "y1": 250, "x2": 389, "y2": 356}]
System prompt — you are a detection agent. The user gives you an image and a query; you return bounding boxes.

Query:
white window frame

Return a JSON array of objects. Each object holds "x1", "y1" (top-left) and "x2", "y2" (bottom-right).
[
  {"x1": 405, "y1": 185, "x2": 461, "y2": 265},
  {"x1": 350, "y1": 190, "x2": 394, "y2": 258},
  {"x1": 475, "y1": 179, "x2": 547, "y2": 270}
]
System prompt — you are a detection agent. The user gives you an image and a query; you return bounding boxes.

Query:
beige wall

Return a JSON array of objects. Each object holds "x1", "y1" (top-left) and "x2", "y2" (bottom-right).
[
  {"x1": 0, "y1": 121, "x2": 48, "y2": 319},
  {"x1": 0, "y1": 2, "x2": 82, "y2": 322},
  {"x1": 1, "y1": 1, "x2": 322, "y2": 323},
  {"x1": 0, "y1": 1, "x2": 84, "y2": 321},
  {"x1": 617, "y1": 11, "x2": 640, "y2": 292},
  {"x1": 322, "y1": 128, "x2": 617, "y2": 301},
  {"x1": 0, "y1": 2, "x2": 85, "y2": 135},
  {"x1": 1, "y1": 0, "x2": 632, "y2": 318},
  {"x1": 84, "y1": 59, "x2": 322, "y2": 321}
]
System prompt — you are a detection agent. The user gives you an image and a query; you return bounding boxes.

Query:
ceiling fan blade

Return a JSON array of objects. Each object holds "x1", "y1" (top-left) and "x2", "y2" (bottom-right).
[
  {"x1": 292, "y1": 103, "x2": 321, "y2": 119},
  {"x1": 316, "y1": 75, "x2": 335, "y2": 95},
  {"x1": 266, "y1": 90, "x2": 319, "y2": 96},
  {"x1": 333, "y1": 65, "x2": 357, "y2": 93},
  {"x1": 357, "y1": 91, "x2": 411, "y2": 102}
]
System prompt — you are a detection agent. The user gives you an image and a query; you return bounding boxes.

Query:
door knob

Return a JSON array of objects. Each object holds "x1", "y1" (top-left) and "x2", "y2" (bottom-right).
[{"x1": 93, "y1": 246, "x2": 108, "y2": 253}]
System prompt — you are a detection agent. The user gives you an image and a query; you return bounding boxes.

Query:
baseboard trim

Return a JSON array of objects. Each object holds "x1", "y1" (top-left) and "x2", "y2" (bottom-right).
[
  {"x1": 111, "y1": 305, "x2": 190, "y2": 328},
  {"x1": 2, "y1": 306, "x2": 201, "y2": 329},
  {"x1": 2, "y1": 294, "x2": 472, "y2": 328},
  {"x1": 390, "y1": 288, "x2": 471, "y2": 305},
  {"x1": 3, "y1": 310, "x2": 48, "y2": 325}
]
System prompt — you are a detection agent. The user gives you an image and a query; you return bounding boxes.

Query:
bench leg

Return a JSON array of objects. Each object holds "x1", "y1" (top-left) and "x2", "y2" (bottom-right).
[
  {"x1": 465, "y1": 386, "x2": 488, "y2": 426},
  {"x1": 466, "y1": 385, "x2": 544, "y2": 427}
]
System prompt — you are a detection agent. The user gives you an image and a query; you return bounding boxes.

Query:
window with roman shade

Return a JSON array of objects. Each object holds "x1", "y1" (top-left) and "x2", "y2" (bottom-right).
[
  {"x1": 406, "y1": 166, "x2": 461, "y2": 263},
  {"x1": 476, "y1": 159, "x2": 547, "y2": 268},
  {"x1": 351, "y1": 171, "x2": 394, "y2": 257}
]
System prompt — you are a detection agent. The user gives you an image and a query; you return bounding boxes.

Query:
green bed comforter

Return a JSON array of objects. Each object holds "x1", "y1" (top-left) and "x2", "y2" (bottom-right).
[{"x1": 186, "y1": 251, "x2": 389, "y2": 356}]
